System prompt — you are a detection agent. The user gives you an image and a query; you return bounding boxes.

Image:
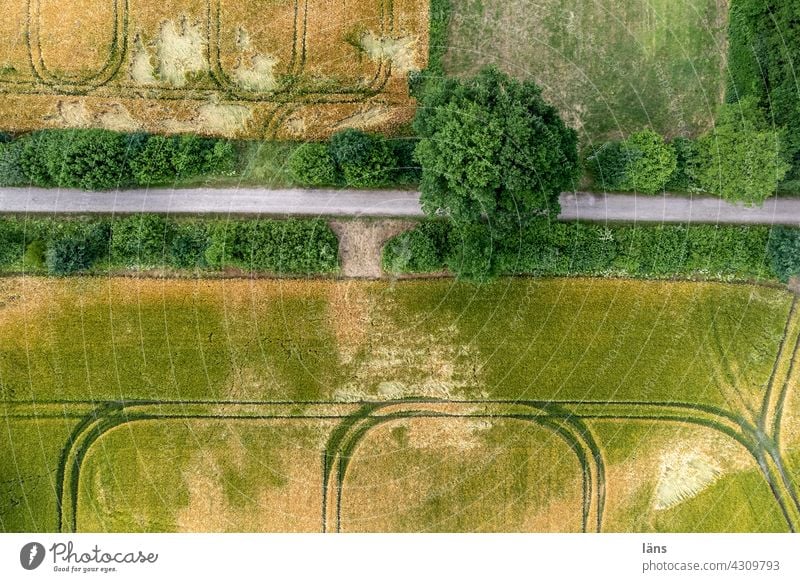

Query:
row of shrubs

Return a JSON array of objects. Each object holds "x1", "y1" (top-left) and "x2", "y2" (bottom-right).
[
  {"x1": 0, "y1": 130, "x2": 238, "y2": 190},
  {"x1": 383, "y1": 219, "x2": 800, "y2": 282},
  {"x1": 0, "y1": 127, "x2": 420, "y2": 191},
  {"x1": 0, "y1": 216, "x2": 339, "y2": 275},
  {"x1": 287, "y1": 128, "x2": 420, "y2": 188},
  {"x1": 728, "y1": 0, "x2": 800, "y2": 180},
  {"x1": 584, "y1": 98, "x2": 790, "y2": 204}
]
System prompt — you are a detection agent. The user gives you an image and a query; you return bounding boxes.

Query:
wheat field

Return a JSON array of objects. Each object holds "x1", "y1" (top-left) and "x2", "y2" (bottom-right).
[{"x1": 0, "y1": 0, "x2": 429, "y2": 138}]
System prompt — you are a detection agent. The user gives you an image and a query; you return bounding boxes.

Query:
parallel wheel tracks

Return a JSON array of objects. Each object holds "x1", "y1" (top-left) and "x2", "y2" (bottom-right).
[
  {"x1": 4, "y1": 301, "x2": 799, "y2": 533},
  {"x1": 6, "y1": 390, "x2": 798, "y2": 533}
]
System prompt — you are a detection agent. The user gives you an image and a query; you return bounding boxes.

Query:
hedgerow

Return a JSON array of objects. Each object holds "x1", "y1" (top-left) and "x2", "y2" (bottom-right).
[
  {"x1": 727, "y1": 0, "x2": 800, "y2": 178},
  {"x1": 383, "y1": 219, "x2": 777, "y2": 281},
  {"x1": 288, "y1": 143, "x2": 340, "y2": 186},
  {"x1": 208, "y1": 219, "x2": 339, "y2": 274},
  {"x1": 289, "y1": 130, "x2": 418, "y2": 189},
  {"x1": 0, "y1": 217, "x2": 339, "y2": 275},
  {"x1": 2, "y1": 130, "x2": 239, "y2": 190},
  {"x1": 695, "y1": 99, "x2": 790, "y2": 205},
  {"x1": 585, "y1": 130, "x2": 679, "y2": 194},
  {"x1": 767, "y1": 227, "x2": 800, "y2": 282}
]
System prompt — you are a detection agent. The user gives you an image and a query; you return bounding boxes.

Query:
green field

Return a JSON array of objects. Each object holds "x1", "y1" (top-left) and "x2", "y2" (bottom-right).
[
  {"x1": 2, "y1": 276, "x2": 800, "y2": 532},
  {"x1": 443, "y1": 0, "x2": 728, "y2": 141}
]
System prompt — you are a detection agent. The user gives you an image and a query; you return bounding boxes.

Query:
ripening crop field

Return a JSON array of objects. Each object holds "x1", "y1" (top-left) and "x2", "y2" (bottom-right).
[
  {"x1": 2, "y1": 277, "x2": 800, "y2": 533},
  {"x1": 0, "y1": 0, "x2": 429, "y2": 138}
]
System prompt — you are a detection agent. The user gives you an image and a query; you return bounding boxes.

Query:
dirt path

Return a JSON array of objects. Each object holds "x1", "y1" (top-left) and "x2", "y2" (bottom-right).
[{"x1": 330, "y1": 220, "x2": 415, "y2": 278}]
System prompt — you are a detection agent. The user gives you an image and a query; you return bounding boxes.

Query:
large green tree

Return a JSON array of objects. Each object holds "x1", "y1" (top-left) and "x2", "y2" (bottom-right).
[
  {"x1": 696, "y1": 98, "x2": 790, "y2": 205},
  {"x1": 413, "y1": 67, "x2": 580, "y2": 232}
]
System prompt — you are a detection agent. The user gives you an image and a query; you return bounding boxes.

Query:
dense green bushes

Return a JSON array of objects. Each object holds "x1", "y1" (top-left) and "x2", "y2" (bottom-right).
[
  {"x1": 205, "y1": 219, "x2": 339, "y2": 273},
  {"x1": 288, "y1": 143, "x2": 339, "y2": 186},
  {"x1": 586, "y1": 103, "x2": 789, "y2": 203},
  {"x1": 0, "y1": 130, "x2": 238, "y2": 190},
  {"x1": 767, "y1": 228, "x2": 800, "y2": 282},
  {"x1": 622, "y1": 130, "x2": 677, "y2": 194},
  {"x1": 329, "y1": 129, "x2": 395, "y2": 187},
  {"x1": 287, "y1": 129, "x2": 421, "y2": 188},
  {"x1": 0, "y1": 216, "x2": 338, "y2": 275},
  {"x1": 46, "y1": 221, "x2": 111, "y2": 275},
  {"x1": 427, "y1": 0, "x2": 452, "y2": 77},
  {"x1": 382, "y1": 220, "x2": 450, "y2": 273},
  {"x1": 586, "y1": 130, "x2": 682, "y2": 194},
  {"x1": 695, "y1": 99, "x2": 790, "y2": 205},
  {"x1": 0, "y1": 140, "x2": 27, "y2": 187},
  {"x1": 383, "y1": 219, "x2": 777, "y2": 281},
  {"x1": 727, "y1": 0, "x2": 800, "y2": 178}
]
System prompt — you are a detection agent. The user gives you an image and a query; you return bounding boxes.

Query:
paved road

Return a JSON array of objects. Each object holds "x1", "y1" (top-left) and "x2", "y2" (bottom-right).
[
  {"x1": 560, "y1": 192, "x2": 800, "y2": 225},
  {"x1": 1, "y1": 186, "x2": 800, "y2": 225}
]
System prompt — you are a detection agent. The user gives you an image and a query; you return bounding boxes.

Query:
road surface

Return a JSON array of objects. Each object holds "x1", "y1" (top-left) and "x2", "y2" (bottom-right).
[{"x1": 1, "y1": 187, "x2": 799, "y2": 225}]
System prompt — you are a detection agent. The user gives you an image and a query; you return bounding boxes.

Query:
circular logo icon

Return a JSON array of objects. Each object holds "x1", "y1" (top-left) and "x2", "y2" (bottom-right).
[{"x1": 20, "y1": 542, "x2": 46, "y2": 570}]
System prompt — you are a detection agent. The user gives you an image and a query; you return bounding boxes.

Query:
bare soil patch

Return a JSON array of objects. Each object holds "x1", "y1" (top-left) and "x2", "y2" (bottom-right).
[{"x1": 330, "y1": 219, "x2": 415, "y2": 279}]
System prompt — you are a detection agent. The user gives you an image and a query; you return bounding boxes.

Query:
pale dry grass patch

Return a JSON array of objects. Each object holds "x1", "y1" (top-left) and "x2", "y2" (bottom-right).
[{"x1": 0, "y1": 0, "x2": 429, "y2": 138}]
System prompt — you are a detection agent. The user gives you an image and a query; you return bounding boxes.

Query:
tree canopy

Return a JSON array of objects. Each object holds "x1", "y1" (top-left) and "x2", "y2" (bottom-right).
[
  {"x1": 413, "y1": 67, "x2": 580, "y2": 232},
  {"x1": 695, "y1": 98, "x2": 790, "y2": 205}
]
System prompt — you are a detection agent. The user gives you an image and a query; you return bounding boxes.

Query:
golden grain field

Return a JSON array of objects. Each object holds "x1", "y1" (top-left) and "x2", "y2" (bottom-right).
[{"x1": 0, "y1": 0, "x2": 429, "y2": 138}]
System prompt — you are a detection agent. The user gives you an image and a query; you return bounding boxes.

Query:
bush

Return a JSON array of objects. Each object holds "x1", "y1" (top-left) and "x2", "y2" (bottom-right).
[
  {"x1": 172, "y1": 135, "x2": 216, "y2": 178},
  {"x1": 0, "y1": 217, "x2": 338, "y2": 275},
  {"x1": 664, "y1": 137, "x2": 700, "y2": 192},
  {"x1": 388, "y1": 138, "x2": 422, "y2": 184},
  {"x1": 204, "y1": 140, "x2": 237, "y2": 175},
  {"x1": 586, "y1": 131, "x2": 678, "y2": 194},
  {"x1": 0, "y1": 219, "x2": 25, "y2": 268},
  {"x1": 236, "y1": 219, "x2": 339, "y2": 273},
  {"x1": 205, "y1": 219, "x2": 339, "y2": 274},
  {"x1": 19, "y1": 132, "x2": 56, "y2": 187},
  {"x1": 204, "y1": 221, "x2": 238, "y2": 268},
  {"x1": 52, "y1": 130, "x2": 134, "y2": 190},
  {"x1": 381, "y1": 220, "x2": 449, "y2": 273},
  {"x1": 0, "y1": 140, "x2": 27, "y2": 187},
  {"x1": 129, "y1": 135, "x2": 178, "y2": 185},
  {"x1": 329, "y1": 129, "x2": 394, "y2": 187},
  {"x1": 584, "y1": 141, "x2": 633, "y2": 192},
  {"x1": 383, "y1": 219, "x2": 774, "y2": 280},
  {"x1": 110, "y1": 215, "x2": 173, "y2": 267},
  {"x1": 445, "y1": 223, "x2": 497, "y2": 281},
  {"x1": 288, "y1": 143, "x2": 340, "y2": 186},
  {"x1": 22, "y1": 239, "x2": 46, "y2": 270},
  {"x1": 427, "y1": 0, "x2": 452, "y2": 76},
  {"x1": 768, "y1": 227, "x2": 800, "y2": 282},
  {"x1": 623, "y1": 129, "x2": 677, "y2": 194},
  {"x1": 169, "y1": 222, "x2": 210, "y2": 268},
  {"x1": 727, "y1": 0, "x2": 800, "y2": 176},
  {"x1": 45, "y1": 221, "x2": 110, "y2": 275},
  {"x1": 695, "y1": 99, "x2": 790, "y2": 204},
  {"x1": 18, "y1": 129, "x2": 139, "y2": 190}
]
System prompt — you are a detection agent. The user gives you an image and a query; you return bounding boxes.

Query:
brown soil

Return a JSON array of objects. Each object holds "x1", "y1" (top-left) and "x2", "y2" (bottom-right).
[{"x1": 330, "y1": 219, "x2": 416, "y2": 279}]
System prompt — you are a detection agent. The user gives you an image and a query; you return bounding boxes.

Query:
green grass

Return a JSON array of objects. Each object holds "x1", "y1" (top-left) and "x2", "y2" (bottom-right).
[
  {"x1": 339, "y1": 418, "x2": 583, "y2": 532},
  {"x1": 76, "y1": 419, "x2": 332, "y2": 532},
  {"x1": 444, "y1": 0, "x2": 728, "y2": 141},
  {"x1": 0, "y1": 416, "x2": 79, "y2": 531},
  {"x1": 591, "y1": 421, "x2": 788, "y2": 532},
  {"x1": 0, "y1": 278, "x2": 788, "y2": 411},
  {"x1": 1, "y1": 276, "x2": 797, "y2": 532},
  {"x1": 173, "y1": 141, "x2": 299, "y2": 188}
]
